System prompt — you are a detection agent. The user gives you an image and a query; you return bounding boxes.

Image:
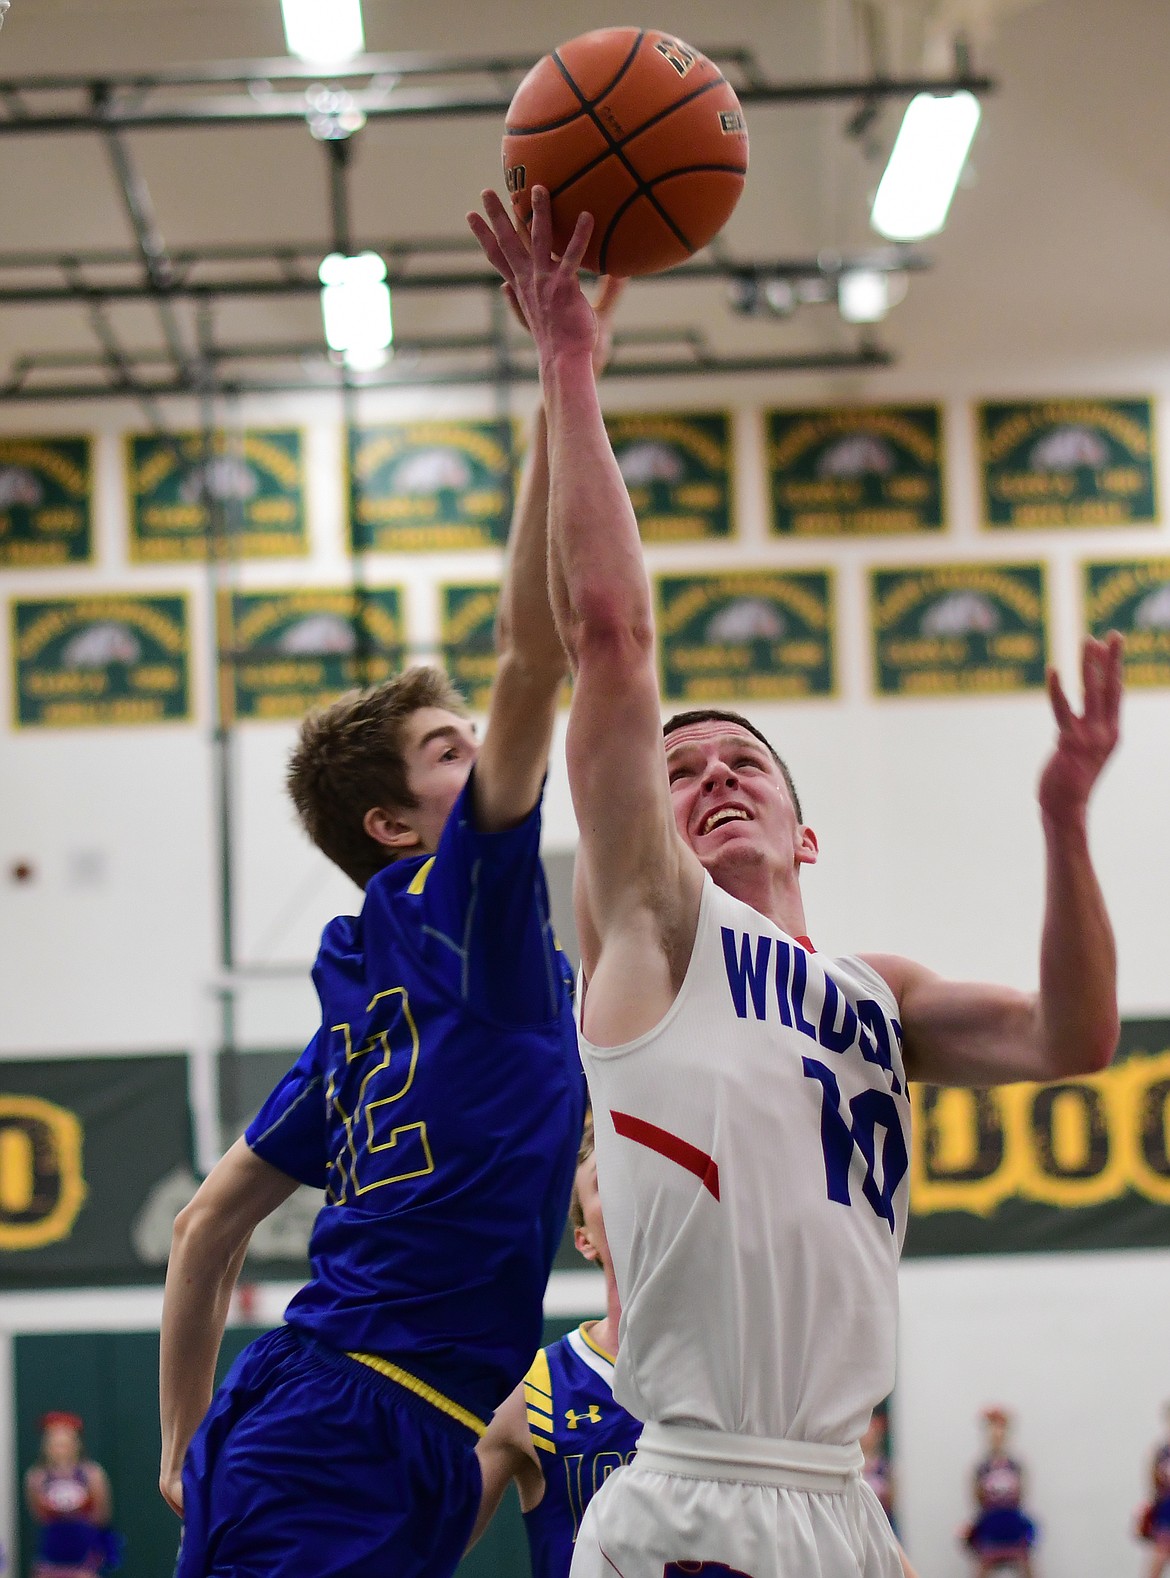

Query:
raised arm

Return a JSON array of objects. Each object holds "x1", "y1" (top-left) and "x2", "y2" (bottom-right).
[
  {"x1": 471, "y1": 386, "x2": 568, "y2": 833},
  {"x1": 159, "y1": 1138, "x2": 300, "y2": 1515},
  {"x1": 468, "y1": 189, "x2": 701, "y2": 1027},
  {"x1": 865, "y1": 634, "x2": 1123, "y2": 1086}
]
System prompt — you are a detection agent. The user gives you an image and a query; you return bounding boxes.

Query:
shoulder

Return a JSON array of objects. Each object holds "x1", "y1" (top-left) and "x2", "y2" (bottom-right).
[{"x1": 854, "y1": 952, "x2": 936, "y2": 1006}]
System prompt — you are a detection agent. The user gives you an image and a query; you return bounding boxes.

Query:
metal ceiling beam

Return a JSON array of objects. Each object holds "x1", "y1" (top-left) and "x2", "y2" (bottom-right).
[
  {"x1": 0, "y1": 50, "x2": 993, "y2": 134},
  {"x1": 0, "y1": 245, "x2": 926, "y2": 306},
  {"x1": 0, "y1": 345, "x2": 892, "y2": 402}
]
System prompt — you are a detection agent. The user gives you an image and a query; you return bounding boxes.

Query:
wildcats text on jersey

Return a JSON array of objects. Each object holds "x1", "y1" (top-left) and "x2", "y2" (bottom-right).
[
  {"x1": 720, "y1": 927, "x2": 904, "y2": 1092},
  {"x1": 721, "y1": 925, "x2": 909, "y2": 1232}
]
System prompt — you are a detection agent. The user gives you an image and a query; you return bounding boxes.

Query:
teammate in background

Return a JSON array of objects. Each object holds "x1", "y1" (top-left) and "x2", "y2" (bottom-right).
[
  {"x1": 25, "y1": 1412, "x2": 118, "y2": 1578},
  {"x1": 157, "y1": 283, "x2": 625, "y2": 1578},
  {"x1": 470, "y1": 1116, "x2": 640, "y2": 1578},
  {"x1": 963, "y1": 1407, "x2": 1038, "y2": 1576},
  {"x1": 469, "y1": 184, "x2": 1122, "y2": 1578},
  {"x1": 1136, "y1": 1403, "x2": 1170, "y2": 1578}
]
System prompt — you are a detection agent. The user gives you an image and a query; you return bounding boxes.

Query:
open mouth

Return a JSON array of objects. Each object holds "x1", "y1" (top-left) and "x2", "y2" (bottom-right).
[{"x1": 699, "y1": 806, "x2": 750, "y2": 835}]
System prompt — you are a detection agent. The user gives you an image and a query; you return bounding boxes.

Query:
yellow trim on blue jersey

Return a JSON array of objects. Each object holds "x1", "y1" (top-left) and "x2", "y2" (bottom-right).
[
  {"x1": 578, "y1": 1322, "x2": 616, "y2": 1364},
  {"x1": 524, "y1": 1347, "x2": 554, "y2": 1400},
  {"x1": 346, "y1": 1351, "x2": 487, "y2": 1437},
  {"x1": 524, "y1": 1394, "x2": 552, "y2": 1432},
  {"x1": 407, "y1": 856, "x2": 435, "y2": 895},
  {"x1": 524, "y1": 1345, "x2": 556, "y2": 1454}
]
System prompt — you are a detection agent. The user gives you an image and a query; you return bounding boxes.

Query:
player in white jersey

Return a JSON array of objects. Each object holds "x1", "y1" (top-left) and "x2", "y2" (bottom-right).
[{"x1": 469, "y1": 186, "x2": 1122, "y2": 1578}]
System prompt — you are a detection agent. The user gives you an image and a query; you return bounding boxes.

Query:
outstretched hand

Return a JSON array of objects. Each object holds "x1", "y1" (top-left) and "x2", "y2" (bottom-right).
[
  {"x1": 468, "y1": 186, "x2": 599, "y2": 368},
  {"x1": 1038, "y1": 632, "x2": 1124, "y2": 823}
]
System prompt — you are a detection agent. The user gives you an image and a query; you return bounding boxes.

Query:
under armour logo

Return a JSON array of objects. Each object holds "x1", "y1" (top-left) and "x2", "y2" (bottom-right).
[{"x1": 565, "y1": 1405, "x2": 602, "y2": 1429}]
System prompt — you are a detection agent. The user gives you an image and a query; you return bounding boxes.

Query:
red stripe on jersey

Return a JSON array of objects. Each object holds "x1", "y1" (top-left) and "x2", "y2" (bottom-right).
[
  {"x1": 610, "y1": 1110, "x2": 720, "y2": 1201},
  {"x1": 794, "y1": 935, "x2": 815, "y2": 952}
]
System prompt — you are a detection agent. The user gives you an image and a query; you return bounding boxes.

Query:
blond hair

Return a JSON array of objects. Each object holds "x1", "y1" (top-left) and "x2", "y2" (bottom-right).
[{"x1": 568, "y1": 1114, "x2": 596, "y2": 1231}]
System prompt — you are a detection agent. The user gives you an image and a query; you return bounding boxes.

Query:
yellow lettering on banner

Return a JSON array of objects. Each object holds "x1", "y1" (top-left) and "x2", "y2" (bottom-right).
[
  {"x1": 0, "y1": 1126, "x2": 35, "y2": 1213},
  {"x1": 0, "y1": 1096, "x2": 87, "y2": 1250},
  {"x1": 911, "y1": 1048, "x2": 1170, "y2": 1216}
]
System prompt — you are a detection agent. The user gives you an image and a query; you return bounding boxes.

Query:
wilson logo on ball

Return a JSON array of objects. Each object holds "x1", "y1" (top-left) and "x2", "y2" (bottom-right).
[
  {"x1": 504, "y1": 164, "x2": 527, "y2": 194},
  {"x1": 653, "y1": 39, "x2": 696, "y2": 77}
]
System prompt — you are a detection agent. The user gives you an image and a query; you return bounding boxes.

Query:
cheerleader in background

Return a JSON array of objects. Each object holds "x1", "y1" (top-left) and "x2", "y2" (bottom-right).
[
  {"x1": 24, "y1": 1412, "x2": 119, "y2": 1578},
  {"x1": 963, "y1": 1406, "x2": 1038, "y2": 1577}
]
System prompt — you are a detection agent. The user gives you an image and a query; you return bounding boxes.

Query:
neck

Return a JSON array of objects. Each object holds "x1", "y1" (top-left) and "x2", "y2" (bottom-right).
[
  {"x1": 587, "y1": 1262, "x2": 622, "y2": 1358},
  {"x1": 709, "y1": 856, "x2": 809, "y2": 939}
]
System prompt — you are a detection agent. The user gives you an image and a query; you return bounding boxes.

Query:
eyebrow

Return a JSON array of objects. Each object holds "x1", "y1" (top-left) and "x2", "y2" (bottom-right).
[{"x1": 417, "y1": 724, "x2": 467, "y2": 750}]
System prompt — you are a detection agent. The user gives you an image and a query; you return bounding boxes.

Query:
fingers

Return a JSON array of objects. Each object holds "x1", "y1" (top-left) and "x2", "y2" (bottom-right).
[
  {"x1": 468, "y1": 187, "x2": 532, "y2": 281},
  {"x1": 466, "y1": 210, "x2": 517, "y2": 287},
  {"x1": 593, "y1": 275, "x2": 629, "y2": 317},
  {"x1": 561, "y1": 210, "x2": 595, "y2": 275},
  {"x1": 1102, "y1": 629, "x2": 1125, "y2": 722},
  {"x1": 1047, "y1": 666, "x2": 1075, "y2": 732},
  {"x1": 529, "y1": 185, "x2": 554, "y2": 268}
]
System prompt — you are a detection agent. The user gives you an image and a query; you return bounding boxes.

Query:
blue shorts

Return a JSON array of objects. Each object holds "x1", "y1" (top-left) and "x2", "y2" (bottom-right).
[
  {"x1": 966, "y1": 1507, "x2": 1037, "y2": 1551},
  {"x1": 177, "y1": 1325, "x2": 482, "y2": 1578}
]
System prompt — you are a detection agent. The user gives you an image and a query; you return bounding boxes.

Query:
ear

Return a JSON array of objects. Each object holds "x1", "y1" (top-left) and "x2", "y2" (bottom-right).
[
  {"x1": 363, "y1": 804, "x2": 420, "y2": 853},
  {"x1": 795, "y1": 823, "x2": 819, "y2": 868},
  {"x1": 574, "y1": 1225, "x2": 600, "y2": 1265}
]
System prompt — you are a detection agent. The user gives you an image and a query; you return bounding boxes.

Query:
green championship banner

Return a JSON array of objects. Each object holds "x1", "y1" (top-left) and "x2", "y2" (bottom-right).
[
  {"x1": 439, "y1": 581, "x2": 499, "y2": 710},
  {"x1": 606, "y1": 411, "x2": 733, "y2": 541},
  {"x1": 11, "y1": 593, "x2": 192, "y2": 728},
  {"x1": 978, "y1": 398, "x2": 1157, "y2": 528},
  {"x1": 127, "y1": 429, "x2": 306, "y2": 561},
  {"x1": 0, "y1": 1056, "x2": 193, "y2": 1287},
  {"x1": 767, "y1": 405, "x2": 944, "y2": 536},
  {"x1": 349, "y1": 421, "x2": 515, "y2": 551},
  {"x1": 219, "y1": 587, "x2": 406, "y2": 721},
  {"x1": 871, "y1": 563, "x2": 1048, "y2": 696},
  {"x1": 1084, "y1": 558, "x2": 1170, "y2": 687},
  {"x1": 656, "y1": 570, "x2": 835, "y2": 702},
  {"x1": 907, "y1": 1019, "x2": 1170, "y2": 1256},
  {"x1": 0, "y1": 437, "x2": 92, "y2": 567}
]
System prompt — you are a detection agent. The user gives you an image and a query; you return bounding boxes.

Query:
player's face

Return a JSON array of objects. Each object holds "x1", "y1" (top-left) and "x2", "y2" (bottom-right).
[
  {"x1": 665, "y1": 721, "x2": 816, "y2": 880},
  {"x1": 572, "y1": 1153, "x2": 611, "y2": 1272},
  {"x1": 399, "y1": 707, "x2": 479, "y2": 852}
]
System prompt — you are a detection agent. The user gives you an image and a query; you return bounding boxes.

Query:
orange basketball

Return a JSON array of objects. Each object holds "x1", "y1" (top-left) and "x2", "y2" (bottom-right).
[{"x1": 502, "y1": 28, "x2": 749, "y2": 277}]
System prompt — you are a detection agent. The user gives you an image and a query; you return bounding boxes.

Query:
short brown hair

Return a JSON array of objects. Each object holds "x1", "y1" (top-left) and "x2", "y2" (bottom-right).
[
  {"x1": 663, "y1": 708, "x2": 803, "y2": 821},
  {"x1": 568, "y1": 1113, "x2": 596, "y2": 1231},
  {"x1": 287, "y1": 666, "x2": 467, "y2": 888}
]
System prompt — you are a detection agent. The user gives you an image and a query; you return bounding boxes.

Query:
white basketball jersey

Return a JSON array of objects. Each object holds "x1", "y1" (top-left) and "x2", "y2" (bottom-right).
[{"x1": 579, "y1": 874, "x2": 911, "y2": 1446}]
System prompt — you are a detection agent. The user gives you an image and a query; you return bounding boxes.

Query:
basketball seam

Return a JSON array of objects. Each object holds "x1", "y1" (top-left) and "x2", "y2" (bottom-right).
[
  {"x1": 550, "y1": 36, "x2": 702, "y2": 262},
  {"x1": 507, "y1": 32, "x2": 645, "y2": 137},
  {"x1": 546, "y1": 74, "x2": 745, "y2": 199}
]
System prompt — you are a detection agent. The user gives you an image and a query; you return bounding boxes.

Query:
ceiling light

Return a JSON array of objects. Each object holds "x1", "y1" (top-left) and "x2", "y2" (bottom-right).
[
  {"x1": 870, "y1": 90, "x2": 981, "y2": 241},
  {"x1": 281, "y1": 0, "x2": 365, "y2": 67},
  {"x1": 838, "y1": 269, "x2": 890, "y2": 323},
  {"x1": 319, "y1": 252, "x2": 392, "y2": 370}
]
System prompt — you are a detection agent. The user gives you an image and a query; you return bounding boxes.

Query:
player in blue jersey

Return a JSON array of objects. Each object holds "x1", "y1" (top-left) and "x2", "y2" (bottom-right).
[
  {"x1": 156, "y1": 285, "x2": 625, "y2": 1578},
  {"x1": 470, "y1": 1116, "x2": 640, "y2": 1578}
]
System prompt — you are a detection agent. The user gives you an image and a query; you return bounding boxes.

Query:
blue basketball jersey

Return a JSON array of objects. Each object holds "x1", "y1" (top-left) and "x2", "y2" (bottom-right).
[
  {"x1": 245, "y1": 773, "x2": 585, "y2": 1428},
  {"x1": 522, "y1": 1326, "x2": 641, "y2": 1578}
]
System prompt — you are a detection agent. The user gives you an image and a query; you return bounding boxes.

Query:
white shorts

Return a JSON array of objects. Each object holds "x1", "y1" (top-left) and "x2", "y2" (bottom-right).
[{"x1": 569, "y1": 1423, "x2": 903, "y2": 1578}]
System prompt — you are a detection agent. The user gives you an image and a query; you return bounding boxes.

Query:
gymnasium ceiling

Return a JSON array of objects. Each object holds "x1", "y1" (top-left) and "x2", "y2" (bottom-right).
[{"x1": 0, "y1": 0, "x2": 1168, "y2": 405}]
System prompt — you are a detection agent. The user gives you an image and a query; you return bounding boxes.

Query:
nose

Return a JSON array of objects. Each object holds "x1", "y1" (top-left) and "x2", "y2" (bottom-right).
[{"x1": 702, "y1": 759, "x2": 738, "y2": 793}]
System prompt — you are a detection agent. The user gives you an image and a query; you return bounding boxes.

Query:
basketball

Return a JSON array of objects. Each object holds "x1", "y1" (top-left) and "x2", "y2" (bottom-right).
[{"x1": 502, "y1": 27, "x2": 749, "y2": 277}]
